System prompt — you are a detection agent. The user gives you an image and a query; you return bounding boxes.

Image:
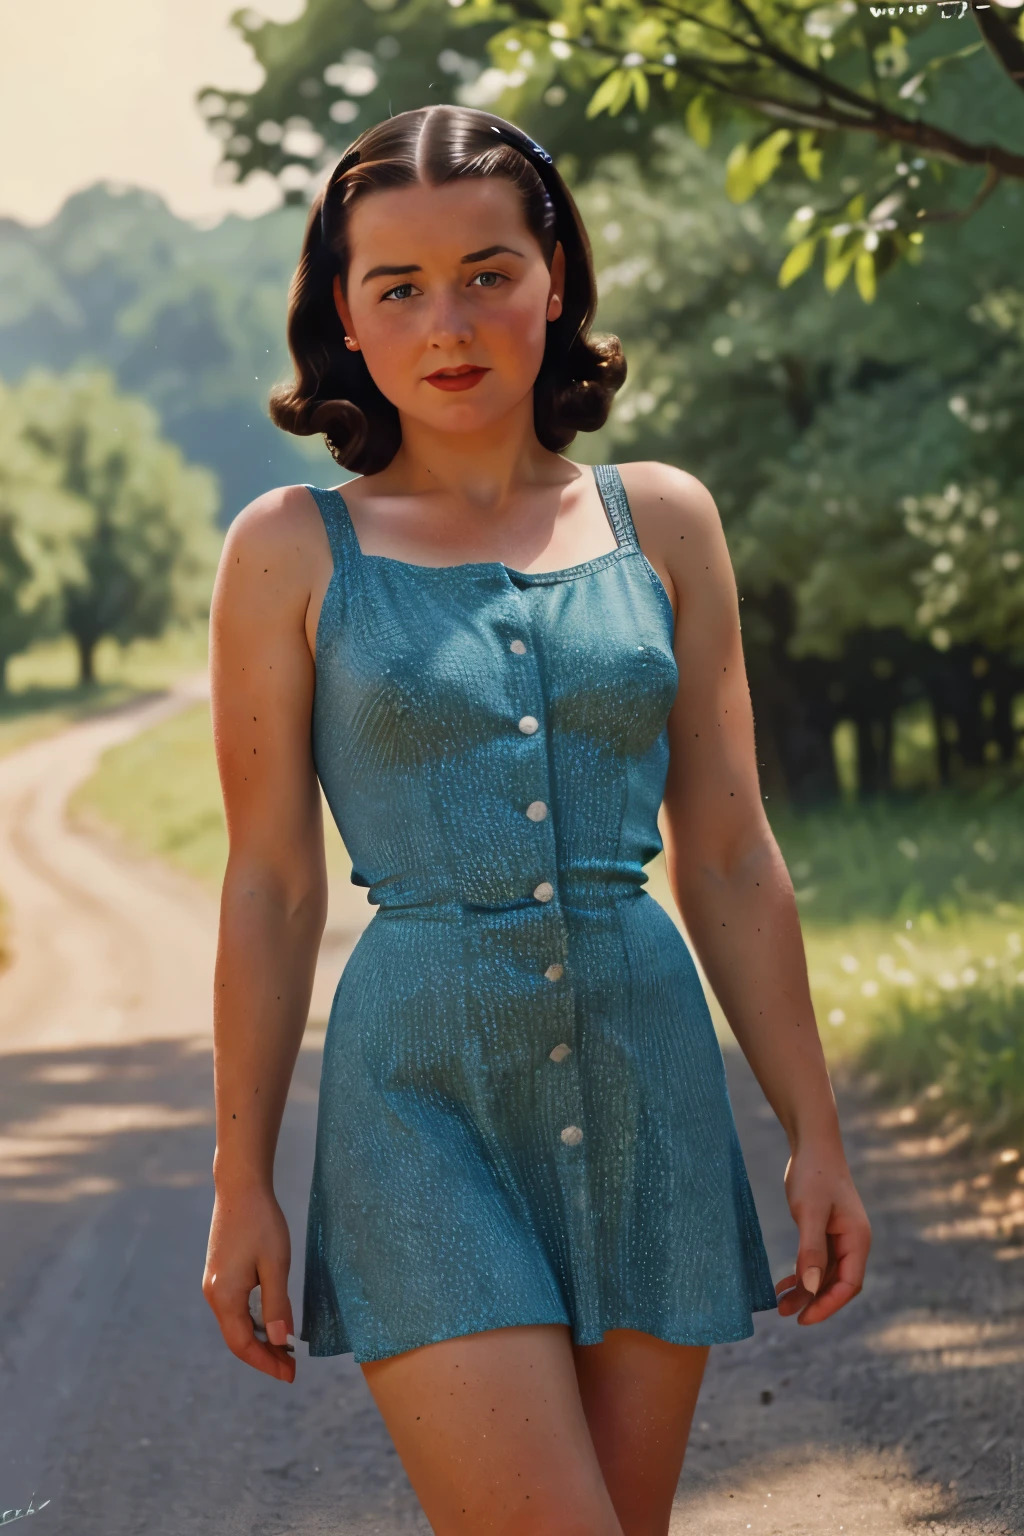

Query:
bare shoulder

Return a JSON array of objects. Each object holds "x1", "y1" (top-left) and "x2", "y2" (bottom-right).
[
  {"x1": 615, "y1": 460, "x2": 723, "y2": 544},
  {"x1": 613, "y1": 462, "x2": 732, "y2": 627},
  {"x1": 219, "y1": 482, "x2": 324, "y2": 571},
  {"x1": 214, "y1": 483, "x2": 330, "y2": 624}
]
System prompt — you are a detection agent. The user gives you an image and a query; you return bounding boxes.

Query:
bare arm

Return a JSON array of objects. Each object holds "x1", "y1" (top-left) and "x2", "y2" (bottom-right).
[
  {"x1": 622, "y1": 461, "x2": 871, "y2": 1325},
  {"x1": 202, "y1": 485, "x2": 330, "y2": 1381}
]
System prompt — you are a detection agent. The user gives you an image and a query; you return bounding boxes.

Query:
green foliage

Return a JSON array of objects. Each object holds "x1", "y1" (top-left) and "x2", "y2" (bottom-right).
[
  {"x1": 0, "y1": 380, "x2": 90, "y2": 687},
  {"x1": 0, "y1": 184, "x2": 335, "y2": 519},
  {"x1": 5, "y1": 370, "x2": 222, "y2": 684},
  {"x1": 203, "y1": 0, "x2": 1024, "y2": 294},
  {"x1": 475, "y1": 0, "x2": 1024, "y2": 290},
  {"x1": 725, "y1": 130, "x2": 793, "y2": 205},
  {"x1": 861, "y1": 960, "x2": 1024, "y2": 1145},
  {"x1": 196, "y1": 0, "x2": 505, "y2": 196},
  {"x1": 772, "y1": 789, "x2": 1024, "y2": 925}
]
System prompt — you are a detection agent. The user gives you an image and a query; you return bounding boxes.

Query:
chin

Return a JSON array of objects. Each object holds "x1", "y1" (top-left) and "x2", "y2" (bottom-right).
[{"x1": 407, "y1": 397, "x2": 525, "y2": 435}]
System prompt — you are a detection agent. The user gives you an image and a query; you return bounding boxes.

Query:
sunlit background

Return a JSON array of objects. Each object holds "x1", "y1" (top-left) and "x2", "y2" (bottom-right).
[
  {"x1": 1, "y1": 2, "x2": 1023, "y2": 1522},
  {"x1": 0, "y1": 0, "x2": 302, "y2": 225}
]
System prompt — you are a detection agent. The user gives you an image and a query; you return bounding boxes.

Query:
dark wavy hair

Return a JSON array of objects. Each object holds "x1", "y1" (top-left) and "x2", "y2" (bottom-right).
[{"x1": 269, "y1": 104, "x2": 626, "y2": 473}]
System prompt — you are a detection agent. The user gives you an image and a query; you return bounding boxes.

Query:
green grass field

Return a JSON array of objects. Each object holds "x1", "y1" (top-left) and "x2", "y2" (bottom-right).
[{"x1": 43, "y1": 692, "x2": 1024, "y2": 1154}]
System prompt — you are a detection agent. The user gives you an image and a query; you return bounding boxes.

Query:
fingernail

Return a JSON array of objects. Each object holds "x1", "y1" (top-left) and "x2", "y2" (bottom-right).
[
  {"x1": 803, "y1": 1266, "x2": 821, "y2": 1296},
  {"x1": 267, "y1": 1319, "x2": 288, "y2": 1346}
]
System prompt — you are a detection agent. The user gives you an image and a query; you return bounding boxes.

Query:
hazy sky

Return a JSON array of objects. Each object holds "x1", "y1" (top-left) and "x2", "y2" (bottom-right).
[{"x1": 0, "y1": 0, "x2": 305, "y2": 227}]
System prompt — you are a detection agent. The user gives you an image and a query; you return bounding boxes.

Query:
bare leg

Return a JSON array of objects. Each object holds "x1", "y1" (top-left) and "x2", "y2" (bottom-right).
[
  {"x1": 361, "y1": 1323, "x2": 624, "y2": 1536},
  {"x1": 572, "y1": 1330, "x2": 709, "y2": 1536}
]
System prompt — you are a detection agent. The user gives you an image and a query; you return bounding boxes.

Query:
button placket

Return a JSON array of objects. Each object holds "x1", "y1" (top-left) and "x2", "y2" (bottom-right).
[
  {"x1": 505, "y1": 605, "x2": 583, "y2": 1169},
  {"x1": 510, "y1": 647, "x2": 557, "y2": 911}
]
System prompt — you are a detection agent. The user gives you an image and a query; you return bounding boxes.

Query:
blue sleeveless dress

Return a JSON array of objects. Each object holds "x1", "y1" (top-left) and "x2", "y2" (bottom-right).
[{"x1": 299, "y1": 464, "x2": 776, "y2": 1363}]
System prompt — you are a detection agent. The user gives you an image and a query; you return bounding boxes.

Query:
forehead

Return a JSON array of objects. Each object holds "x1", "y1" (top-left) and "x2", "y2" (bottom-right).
[{"x1": 345, "y1": 177, "x2": 538, "y2": 269}]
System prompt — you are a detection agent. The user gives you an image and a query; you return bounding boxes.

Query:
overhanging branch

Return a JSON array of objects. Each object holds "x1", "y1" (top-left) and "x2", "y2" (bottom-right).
[{"x1": 971, "y1": 5, "x2": 1024, "y2": 93}]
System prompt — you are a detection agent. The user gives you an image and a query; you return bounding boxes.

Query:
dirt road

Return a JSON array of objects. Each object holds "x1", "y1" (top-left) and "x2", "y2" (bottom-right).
[{"x1": 1, "y1": 684, "x2": 1021, "y2": 1535}]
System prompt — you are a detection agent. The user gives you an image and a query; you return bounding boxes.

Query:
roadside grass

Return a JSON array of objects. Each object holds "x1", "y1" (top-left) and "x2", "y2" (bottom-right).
[
  {"x1": 67, "y1": 699, "x2": 351, "y2": 894},
  {"x1": 0, "y1": 624, "x2": 209, "y2": 760},
  {"x1": 773, "y1": 796, "x2": 1024, "y2": 1153},
  {"x1": 71, "y1": 701, "x2": 1024, "y2": 1151}
]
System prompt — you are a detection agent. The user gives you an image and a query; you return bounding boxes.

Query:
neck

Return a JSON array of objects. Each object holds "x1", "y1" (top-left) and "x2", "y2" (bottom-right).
[{"x1": 387, "y1": 395, "x2": 557, "y2": 515}]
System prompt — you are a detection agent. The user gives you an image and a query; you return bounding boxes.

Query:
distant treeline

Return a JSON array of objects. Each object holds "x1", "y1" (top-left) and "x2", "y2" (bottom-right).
[{"x1": 0, "y1": 184, "x2": 338, "y2": 520}]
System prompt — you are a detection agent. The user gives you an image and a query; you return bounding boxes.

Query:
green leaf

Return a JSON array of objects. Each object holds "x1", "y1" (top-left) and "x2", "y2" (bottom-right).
[
  {"x1": 855, "y1": 248, "x2": 877, "y2": 303},
  {"x1": 824, "y1": 233, "x2": 859, "y2": 293},
  {"x1": 585, "y1": 67, "x2": 632, "y2": 119},
  {"x1": 725, "y1": 129, "x2": 792, "y2": 204},
  {"x1": 778, "y1": 237, "x2": 818, "y2": 288},
  {"x1": 797, "y1": 130, "x2": 822, "y2": 182},
  {"x1": 630, "y1": 67, "x2": 650, "y2": 112},
  {"x1": 685, "y1": 94, "x2": 712, "y2": 149}
]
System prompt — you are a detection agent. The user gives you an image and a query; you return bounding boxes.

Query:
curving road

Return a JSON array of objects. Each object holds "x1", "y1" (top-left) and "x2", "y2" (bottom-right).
[{"x1": 0, "y1": 681, "x2": 1021, "y2": 1534}]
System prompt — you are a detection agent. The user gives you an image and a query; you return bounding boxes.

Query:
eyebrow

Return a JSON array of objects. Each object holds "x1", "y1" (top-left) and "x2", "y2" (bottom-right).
[{"x1": 359, "y1": 245, "x2": 525, "y2": 285}]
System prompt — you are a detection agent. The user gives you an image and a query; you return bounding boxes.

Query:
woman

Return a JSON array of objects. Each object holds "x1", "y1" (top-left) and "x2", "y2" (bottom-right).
[{"x1": 203, "y1": 104, "x2": 870, "y2": 1534}]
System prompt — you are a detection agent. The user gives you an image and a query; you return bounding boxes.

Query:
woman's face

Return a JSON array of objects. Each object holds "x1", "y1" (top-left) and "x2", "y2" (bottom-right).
[{"x1": 332, "y1": 176, "x2": 565, "y2": 437}]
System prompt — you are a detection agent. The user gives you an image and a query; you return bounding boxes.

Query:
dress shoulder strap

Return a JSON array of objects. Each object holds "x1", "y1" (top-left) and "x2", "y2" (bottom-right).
[
  {"x1": 592, "y1": 464, "x2": 640, "y2": 553},
  {"x1": 304, "y1": 483, "x2": 362, "y2": 571}
]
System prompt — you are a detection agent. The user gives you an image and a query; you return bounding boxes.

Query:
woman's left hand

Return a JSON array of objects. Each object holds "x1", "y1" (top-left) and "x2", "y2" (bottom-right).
[{"x1": 775, "y1": 1142, "x2": 872, "y2": 1325}]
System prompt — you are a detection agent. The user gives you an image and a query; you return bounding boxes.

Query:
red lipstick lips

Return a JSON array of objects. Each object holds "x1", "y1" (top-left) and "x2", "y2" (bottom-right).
[{"x1": 425, "y1": 364, "x2": 490, "y2": 392}]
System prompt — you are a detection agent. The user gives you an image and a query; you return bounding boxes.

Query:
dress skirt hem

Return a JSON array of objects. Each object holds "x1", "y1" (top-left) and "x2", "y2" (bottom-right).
[{"x1": 299, "y1": 1294, "x2": 779, "y2": 1364}]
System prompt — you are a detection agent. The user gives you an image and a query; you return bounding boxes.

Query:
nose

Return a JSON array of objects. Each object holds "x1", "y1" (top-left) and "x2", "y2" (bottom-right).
[{"x1": 425, "y1": 286, "x2": 473, "y2": 352}]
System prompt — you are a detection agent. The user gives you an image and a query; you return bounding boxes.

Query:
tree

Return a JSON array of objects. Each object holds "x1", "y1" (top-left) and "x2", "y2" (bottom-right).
[
  {"x1": 0, "y1": 184, "x2": 329, "y2": 518},
  {"x1": 0, "y1": 381, "x2": 87, "y2": 691},
  {"x1": 11, "y1": 371, "x2": 222, "y2": 685},
  {"x1": 486, "y1": 0, "x2": 1024, "y2": 287},
  {"x1": 201, "y1": 0, "x2": 1024, "y2": 296}
]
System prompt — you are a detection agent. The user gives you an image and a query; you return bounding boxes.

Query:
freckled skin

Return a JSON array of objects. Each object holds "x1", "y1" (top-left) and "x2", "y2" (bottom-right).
[{"x1": 202, "y1": 171, "x2": 870, "y2": 1533}]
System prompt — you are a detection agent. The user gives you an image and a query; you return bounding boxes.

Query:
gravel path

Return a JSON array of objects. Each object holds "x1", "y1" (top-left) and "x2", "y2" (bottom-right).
[{"x1": 0, "y1": 684, "x2": 1021, "y2": 1535}]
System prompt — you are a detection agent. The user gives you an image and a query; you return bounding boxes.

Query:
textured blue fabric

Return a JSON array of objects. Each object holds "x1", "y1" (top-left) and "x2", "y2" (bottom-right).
[{"x1": 299, "y1": 464, "x2": 777, "y2": 1363}]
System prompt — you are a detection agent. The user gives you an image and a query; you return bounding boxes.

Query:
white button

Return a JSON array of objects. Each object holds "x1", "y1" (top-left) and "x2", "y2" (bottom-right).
[
  {"x1": 510, "y1": 639, "x2": 527, "y2": 655},
  {"x1": 526, "y1": 800, "x2": 548, "y2": 822},
  {"x1": 544, "y1": 963, "x2": 564, "y2": 982},
  {"x1": 533, "y1": 881, "x2": 554, "y2": 903},
  {"x1": 549, "y1": 1043, "x2": 571, "y2": 1064},
  {"x1": 560, "y1": 1125, "x2": 583, "y2": 1146},
  {"x1": 518, "y1": 715, "x2": 539, "y2": 735}
]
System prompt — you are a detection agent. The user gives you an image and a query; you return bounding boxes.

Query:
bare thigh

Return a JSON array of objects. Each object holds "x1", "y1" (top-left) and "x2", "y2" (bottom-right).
[
  {"x1": 361, "y1": 1323, "x2": 623, "y2": 1536},
  {"x1": 572, "y1": 1331, "x2": 709, "y2": 1536}
]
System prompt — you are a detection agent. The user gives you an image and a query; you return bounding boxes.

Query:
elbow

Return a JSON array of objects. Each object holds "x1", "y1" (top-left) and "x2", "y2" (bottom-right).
[
  {"x1": 221, "y1": 852, "x2": 329, "y2": 941},
  {"x1": 671, "y1": 828, "x2": 783, "y2": 906}
]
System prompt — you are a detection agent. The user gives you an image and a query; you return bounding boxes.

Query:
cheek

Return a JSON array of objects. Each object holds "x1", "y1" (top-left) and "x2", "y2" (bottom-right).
[
  {"x1": 351, "y1": 306, "x2": 422, "y2": 395},
  {"x1": 484, "y1": 293, "x2": 548, "y2": 376}
]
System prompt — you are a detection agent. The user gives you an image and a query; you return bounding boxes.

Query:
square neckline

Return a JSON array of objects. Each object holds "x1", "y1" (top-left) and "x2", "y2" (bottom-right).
[{"x1": 325, "y1": 464, "x2": 629, "y2": 585}]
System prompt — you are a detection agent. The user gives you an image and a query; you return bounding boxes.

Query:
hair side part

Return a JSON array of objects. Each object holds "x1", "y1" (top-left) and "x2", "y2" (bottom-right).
[{"x1": 268, "y1": 104, "x2": 626, "y2": 474}]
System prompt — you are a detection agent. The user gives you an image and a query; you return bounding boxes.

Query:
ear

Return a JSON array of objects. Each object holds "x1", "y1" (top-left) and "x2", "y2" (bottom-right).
[
  {"x1": 546, "y1": 240, "x2": 566, "y2": 322},
  {"x1": 332, "y1": 273, "x2": 360, "y2": 349}
]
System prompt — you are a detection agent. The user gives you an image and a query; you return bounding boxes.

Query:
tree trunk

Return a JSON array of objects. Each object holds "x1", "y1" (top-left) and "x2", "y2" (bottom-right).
[{"x1": 75, "y1": 633, "x2": 97, "y2": 686}]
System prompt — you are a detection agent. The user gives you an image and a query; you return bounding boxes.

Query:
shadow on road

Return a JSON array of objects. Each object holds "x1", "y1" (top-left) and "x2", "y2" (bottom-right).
[{"x1": 1, "y1": 1028, "x2": 1022, "y2": 1533}]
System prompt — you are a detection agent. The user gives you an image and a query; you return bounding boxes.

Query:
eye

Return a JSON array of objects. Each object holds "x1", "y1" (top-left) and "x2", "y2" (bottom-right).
[
  {"x1": 381, "y1": 281, "x2": 419, "y2": 302},
  {"x1": 470, "y1": 270, "x2": 506, "y2": 289}
]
